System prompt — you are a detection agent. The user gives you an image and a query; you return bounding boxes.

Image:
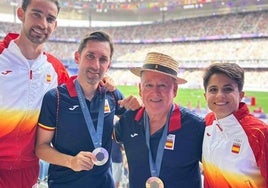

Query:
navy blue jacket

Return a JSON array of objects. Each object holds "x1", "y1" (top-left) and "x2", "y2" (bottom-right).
[
  {"x1": 38, "y1": 76, "x2": 125, "y2": 188},
  {"x1": 115, "y1": 105, "x2": 205, "y2": 188}
]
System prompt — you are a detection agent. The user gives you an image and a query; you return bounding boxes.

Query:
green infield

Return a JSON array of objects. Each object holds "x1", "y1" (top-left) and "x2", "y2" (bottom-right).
[{"x1": 117, "y1": 85, "x2": 268, "y2": 114}]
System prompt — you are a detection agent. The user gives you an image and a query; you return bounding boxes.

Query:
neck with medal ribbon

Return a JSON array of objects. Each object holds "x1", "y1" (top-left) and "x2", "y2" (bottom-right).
[
  {"x1": 75, "y1": 80, "x2": 109, "y2": 166},
  {"x1": 144, "y1": 104, "x2": 174, "y2": 188}
]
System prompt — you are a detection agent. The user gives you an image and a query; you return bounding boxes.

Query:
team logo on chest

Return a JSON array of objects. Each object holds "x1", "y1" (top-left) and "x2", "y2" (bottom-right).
[
  {"x1": 104, "y1": 99, "x2": 111, "y2": 113},
  {"x1": 1, "y1": 70, "x2": 12, "y2": 75}
]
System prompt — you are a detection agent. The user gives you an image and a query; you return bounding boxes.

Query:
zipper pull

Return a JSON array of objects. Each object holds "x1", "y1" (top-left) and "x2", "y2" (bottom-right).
[{"x1": 30, "y1": 70, "x2": 33, "y2": 79}]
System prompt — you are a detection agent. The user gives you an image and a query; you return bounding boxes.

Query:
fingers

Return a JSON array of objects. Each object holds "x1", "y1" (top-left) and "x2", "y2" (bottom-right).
[
  {"x1": 101, "y1": 76, "x2": 116, "y2": 92},
  {"x1": 119, "y1": 96, "x2": 143, "y2": 110},
  {"x1": 70, "y1": 151, "x2": 96, "y2": 172}
]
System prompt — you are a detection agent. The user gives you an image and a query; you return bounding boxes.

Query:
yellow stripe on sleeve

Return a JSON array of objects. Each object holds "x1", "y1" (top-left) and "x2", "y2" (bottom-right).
[{"x1": 38, "y1": 123, "x2": 56, "y2": 131}]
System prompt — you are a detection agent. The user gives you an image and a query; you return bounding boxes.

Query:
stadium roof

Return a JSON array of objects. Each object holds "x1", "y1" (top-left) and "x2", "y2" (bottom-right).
[{"x1": 1, "y1": 0, "x2": 268, "y2": 27}]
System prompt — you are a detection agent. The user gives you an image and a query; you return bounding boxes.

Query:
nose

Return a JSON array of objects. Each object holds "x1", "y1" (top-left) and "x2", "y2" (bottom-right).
[
  {"x1": 215, "y1": 90, "x2": 225, "y2": 99},
  {"x1": 39, "y1": 17, "x2": 48, "y2": 29},
  {"x1": 90, "y1": 58, "x2": 100, "y2": 70}
]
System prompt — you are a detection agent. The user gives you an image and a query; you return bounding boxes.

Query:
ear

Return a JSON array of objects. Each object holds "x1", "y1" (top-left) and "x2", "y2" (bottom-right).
[
  {"x1": 173, "y1": 83, "x2": 178, "y2": 98},
  {"x1": 240, "y1": 91, "x2": 245, "y2": 101},
  {"x1": 74, "y1": 51, "x2": 80, "y2": 65},
  {"x1": 17, "y1": 7, "x2": 25, "y2": 22},
  {"x1": 203, "y1": 92, "x2": 207, "y2": 101},
  {"x1": 138, "y1": 83, "x2": 142, "y2": 97}
]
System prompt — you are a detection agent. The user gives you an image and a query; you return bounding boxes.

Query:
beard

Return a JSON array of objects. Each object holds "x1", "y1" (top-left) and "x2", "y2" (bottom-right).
[
  {"x1": 86, "y1": 69, "x2": 103, "y2": 85},
  {"x1": 25, "y1": 26, "x2": 49, "y2": 44}
]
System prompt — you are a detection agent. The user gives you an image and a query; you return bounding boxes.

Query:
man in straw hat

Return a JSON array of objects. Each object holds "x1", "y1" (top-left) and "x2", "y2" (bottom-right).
[{"x1": 113, "y1": 52, "x2": 205, "y2": 188}]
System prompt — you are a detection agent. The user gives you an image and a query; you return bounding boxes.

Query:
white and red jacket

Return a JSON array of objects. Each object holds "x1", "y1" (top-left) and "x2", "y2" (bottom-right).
[
  {"x1": 203, "y1": 102, "x2": 268, "y2": 188},
  {"x1": 0, "y1": 33, "x2": 69, "y2": 169}
]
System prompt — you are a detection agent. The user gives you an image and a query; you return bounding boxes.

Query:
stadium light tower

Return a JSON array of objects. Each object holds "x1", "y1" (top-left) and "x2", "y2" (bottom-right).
[
  {"x1": 160, "y1": 7, "x2": 167, "y2": 23},
  {"x1": 88, "y1": 11, "x2": 92, "y2": 27},
  {"x1": 87, "y1": 0, "x2": 92, "y2": 28},
  {"x1": 10, "y1": 2, "x2": 18, "y2": 23}
]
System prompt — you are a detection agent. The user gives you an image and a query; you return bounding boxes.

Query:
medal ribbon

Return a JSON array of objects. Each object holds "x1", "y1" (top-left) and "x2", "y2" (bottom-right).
[
  {"x1": 75, "y1": 80, "x2": 105, "y2": 148},
  {"x1": 145, "y1": 104, "x2": 174, "y2": 177}
]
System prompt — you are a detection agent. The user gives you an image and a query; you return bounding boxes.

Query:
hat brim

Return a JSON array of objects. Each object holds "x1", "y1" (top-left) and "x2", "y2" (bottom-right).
[{"x1": 130, "y1": 67, "x2": 187, "y2": 85}]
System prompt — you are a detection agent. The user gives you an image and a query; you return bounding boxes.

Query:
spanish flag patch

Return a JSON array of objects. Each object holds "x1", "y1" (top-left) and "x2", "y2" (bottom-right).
[
  {"x1": 165, "y1": 134, "x2": 175, "y2": 150},
  {"x1": 104, "y1": 99, "x2": 111, "y2": 113},
  {"x1": 231, "y1": 143, "x2": 241, "y2": 154},
  {"x1": 46, "y1": 74, "x2": 51, "y2": 82}
]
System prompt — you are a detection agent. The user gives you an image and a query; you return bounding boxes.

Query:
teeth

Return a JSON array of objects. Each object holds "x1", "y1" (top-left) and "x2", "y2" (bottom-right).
[
  {"x1": 33, "y1": 28, "x2": 43, "y2": 34},
  {"x1": 151, "y1": 99, "x2": 161, "y2": 102},
  {"x1": 215, "y1": 102, "x2": 226, "y2": 105}
]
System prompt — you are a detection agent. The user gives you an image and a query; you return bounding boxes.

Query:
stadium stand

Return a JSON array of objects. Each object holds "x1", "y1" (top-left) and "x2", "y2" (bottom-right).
[
  {"x1": 1, "y1": 11, "x2": 267, "y2": 103},
  {"x1": 1, "y1": 11, "x2": 268, "y2": 90}
]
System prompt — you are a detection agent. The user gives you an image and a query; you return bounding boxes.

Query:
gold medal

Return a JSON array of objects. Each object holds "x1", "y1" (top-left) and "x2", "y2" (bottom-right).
[{"x1": 146, "y1": 177, "x2": 164, "y2": 188}]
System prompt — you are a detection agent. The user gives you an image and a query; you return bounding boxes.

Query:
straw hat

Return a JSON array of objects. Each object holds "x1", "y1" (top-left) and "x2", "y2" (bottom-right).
[{"x1": 130, "y1": 52, "x2": 187, "y2": 84}]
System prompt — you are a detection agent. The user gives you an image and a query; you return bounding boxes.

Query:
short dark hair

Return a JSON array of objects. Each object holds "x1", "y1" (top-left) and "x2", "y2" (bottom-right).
[
  {"x1": 78, "y1": 31, "x2": 114, "y2": 59},
  {"x1": 203, "y1": 62, "x2": 244, "y2": 92},
  {"x1": 22, "y1": 0, "x2": 61, "y2": 13}
]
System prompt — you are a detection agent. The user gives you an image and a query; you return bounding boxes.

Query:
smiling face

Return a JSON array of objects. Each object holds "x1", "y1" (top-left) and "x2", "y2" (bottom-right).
[
  {"x1": 204, "y1": 73, "x2": 244, "y2": 119},
  {"x1": 139, "y1": 71, "x2": 177, "y2": 116},
  {"x1": 17, "y1": 0, "x2": 58, "y2": 45},
  {"x1": 75, "y1": 40, "x2": 111, "y2": 86}
]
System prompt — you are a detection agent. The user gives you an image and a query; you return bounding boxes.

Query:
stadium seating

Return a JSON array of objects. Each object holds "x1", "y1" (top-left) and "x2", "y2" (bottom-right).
[{"x1": 2, "y1": 11, "x2": 268, "y2": 91}]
